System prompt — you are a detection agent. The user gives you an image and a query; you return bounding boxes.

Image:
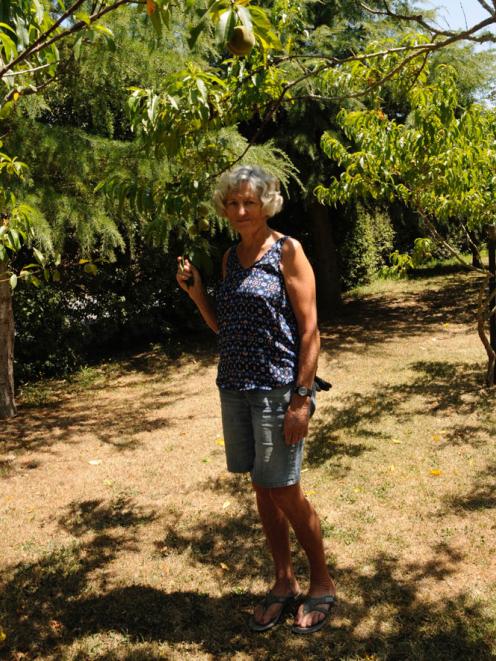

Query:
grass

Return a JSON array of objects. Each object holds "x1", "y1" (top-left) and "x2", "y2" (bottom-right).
[{"x1": 1, "y1": 270, "x2": 495, "y2": 660}]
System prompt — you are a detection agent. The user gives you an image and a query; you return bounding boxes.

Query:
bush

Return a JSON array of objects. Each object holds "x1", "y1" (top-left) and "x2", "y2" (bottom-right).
[
  {"x1": 12, "y1": 247, "x2": 210, "y2": 384},
  {"x1": 339, "y1": 204, "x2": 395, "y2": 290}
]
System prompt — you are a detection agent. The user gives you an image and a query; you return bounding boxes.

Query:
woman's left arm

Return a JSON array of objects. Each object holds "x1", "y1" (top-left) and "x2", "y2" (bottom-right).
[{"x1": 281, "y1": 237, "x2": 320, "y2": 445}]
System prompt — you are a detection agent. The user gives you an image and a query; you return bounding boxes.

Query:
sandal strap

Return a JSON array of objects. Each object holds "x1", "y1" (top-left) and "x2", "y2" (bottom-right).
[
  {"x1": 261, "y1": 591, "x2": 296, "y2": 608},
  {"x1": 302, "y1": 594, "x2": 337, "y2": 615}
]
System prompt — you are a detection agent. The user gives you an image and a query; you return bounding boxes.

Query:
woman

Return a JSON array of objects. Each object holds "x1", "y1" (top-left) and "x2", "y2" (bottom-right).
[{"x1": 176, "y1": 165, "x2": 336, "y2": 634}]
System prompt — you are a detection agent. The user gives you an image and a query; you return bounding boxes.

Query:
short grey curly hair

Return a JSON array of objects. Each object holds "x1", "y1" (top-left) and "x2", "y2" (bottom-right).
[{"x1": 212, "y1": 165, "x2": 284, "y2": 218}]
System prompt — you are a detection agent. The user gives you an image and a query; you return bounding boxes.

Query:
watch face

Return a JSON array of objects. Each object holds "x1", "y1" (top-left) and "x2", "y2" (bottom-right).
[{"x1": 297, "y1": 386, "x2": 310, "y2": 396}]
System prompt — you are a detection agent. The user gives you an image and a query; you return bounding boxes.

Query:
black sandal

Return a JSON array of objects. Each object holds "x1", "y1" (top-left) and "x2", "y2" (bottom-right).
[
  {"x1": 248, "y1": 591, "x2": 299, "y2": 632},
  {"x1": 291, "y1": 594, "x2": 337, "y2": 634}
]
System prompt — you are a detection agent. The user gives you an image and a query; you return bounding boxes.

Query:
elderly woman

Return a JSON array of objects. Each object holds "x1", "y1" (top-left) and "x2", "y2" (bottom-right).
[{"x1": 176, "y1": 165, "x2": 336, "y2": 634}]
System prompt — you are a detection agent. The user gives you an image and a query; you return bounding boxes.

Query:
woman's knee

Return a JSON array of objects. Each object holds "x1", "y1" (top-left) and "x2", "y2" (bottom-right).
[{"x1": 267, "y1": 483, "x2": 303, "y2": 509}]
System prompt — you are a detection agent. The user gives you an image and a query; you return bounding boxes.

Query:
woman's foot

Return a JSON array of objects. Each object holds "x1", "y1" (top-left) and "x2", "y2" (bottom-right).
[
  {"x1": 251, "y1": 579, "x2": 300, "y2": 629},
  {"x1": 293, "y1": 580, "x2": 337, "y2": 632}
]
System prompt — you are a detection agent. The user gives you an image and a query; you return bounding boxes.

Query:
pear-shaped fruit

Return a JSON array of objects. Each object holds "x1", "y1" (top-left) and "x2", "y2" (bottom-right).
[
  {"x1": 197, "y1": 202, "x2": 210, "y2": 218},
  {"x1": 198, "y1": 217, "x2": 210, "y2": 232},
  {"x1": 227, "y1": 26, "x2": 256, "y2": 56}
]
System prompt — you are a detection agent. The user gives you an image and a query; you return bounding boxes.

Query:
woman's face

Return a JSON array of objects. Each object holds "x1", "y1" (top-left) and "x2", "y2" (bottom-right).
[{"x1": 223, "y1": 181, "x2": 268, "y2": 232}]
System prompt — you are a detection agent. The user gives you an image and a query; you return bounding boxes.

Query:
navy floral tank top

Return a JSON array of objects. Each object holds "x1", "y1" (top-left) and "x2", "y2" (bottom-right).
[{"x1": 216, "y1": 236, "x2": 299, "y2": 391}]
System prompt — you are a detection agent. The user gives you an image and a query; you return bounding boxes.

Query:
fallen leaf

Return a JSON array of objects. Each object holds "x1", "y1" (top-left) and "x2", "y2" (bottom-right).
[
  {"x1": 103, "y1": 480, "x2": 113, "y2": 487},
  {"x1": 222, "y1": 500, "x2": 231, "y2": 509},
  {"x1": 49, "y1": 619, "x2": 63, "y2": 632},
  {"x1": 389, "y1": 465, "x2": 396, "y2": 472},
  {"x1": 220, "y1": 562, "x2": 229, "y2": 571},
  {"x1": 392, "y1": 439, "x2": 402, "y2": 445},
  {"x1": 215, "y1": 438, "x2": 225, "y2": 446},
  {"x1": 432, "y1": 434, "x2": 442, "y2": 442},
  {"x1": 202, "y1": 458, "x2": 210, "y2": 463},
  {"x1": 88, "y1": 459, "x2": 102, "y2": 466},
  {"x1": 305, "y1": 490, "x2": 316, "y2": 496},
  {"x1": 430, "y1": 469, "x2": 442, "y2": 476},
  {"x1": 0, "y1": 628, "x2": 6, "y2": 643}
]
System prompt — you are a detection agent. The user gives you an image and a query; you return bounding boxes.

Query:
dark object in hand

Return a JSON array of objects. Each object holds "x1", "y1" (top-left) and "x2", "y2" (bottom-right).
[
  {"x1": 180, "y1": 256, "x2": 195, "y2": 288},
  {"x1": 314, "y1": 375, "x2": 332, "y2": 391}
]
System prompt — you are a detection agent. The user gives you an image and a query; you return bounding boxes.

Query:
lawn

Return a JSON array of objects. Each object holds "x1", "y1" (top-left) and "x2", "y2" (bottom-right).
[{"x1": 1, "y1": 270, "x2": 495, "y2": 660}]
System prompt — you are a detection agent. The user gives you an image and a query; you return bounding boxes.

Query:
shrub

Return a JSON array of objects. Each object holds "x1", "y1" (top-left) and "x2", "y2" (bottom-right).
[{"x1": 339, "y1": 204, "x2": 395, "y2": 290}]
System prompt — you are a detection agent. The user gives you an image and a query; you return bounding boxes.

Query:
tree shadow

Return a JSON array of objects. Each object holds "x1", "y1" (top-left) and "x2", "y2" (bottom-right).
[
  {"x1": 320, "y1": 273, "x2": 481, "y2": 357},
  {"x1": 444, "y1": 459, "x2": 496, "y2": 513},
  {"x1": 1, "y1": 514, "x2": 494, "y2": 660},
  {"x1": 58, "y1": 497, "x2": 158, "y2": 537},
  {"x1": 306, "y1": 360, "x2": 494, "y2": 469},
  {"x1": 0, "y1": 346, "x2": 218, "y2": 467}
]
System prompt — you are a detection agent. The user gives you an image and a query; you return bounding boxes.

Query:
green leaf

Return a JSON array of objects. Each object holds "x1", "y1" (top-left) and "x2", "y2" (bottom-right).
[
  {"x1": 33, "y1": 247, "x2": 46, "y2": 266},
  {"x1": 32, "y1": 0, "x2": 45, "y2": 25},
  {"x1": 217, "y1": 8, "x2": 235, "y2": 42},
  {"x1": 188, "y1": 0, "x2": 226, "y2": 48},
  {"x1": 236, "y1": 5, "x2": 253, "y2": 32},
  {"x1": 150, "y1": 7, "x2": 163, "y2": 35},
  {"x1": 73, "y1": 34, "x2": 83, "y2": 60},
  {"x1": 0, "y1": 30, "x2": 17, "y2": 60},
  {"x1": 6, "y1": 229, "x2": 21, "y2": 251},
  {"x1": 75, "y1": 11, "x2": 91, "y2": 25},
  {"x1": 84, "y1": 263, "x2": 98, "y2": 275},
  {"x1": 30, "y1": 275, "x2": 42, "y2": 288},
  {"x1": 0, "y1": 22, "x2": 17, "y2": 35},
  {"x1": 9, "y1": 273, "x2": 17, "y2": 289}
]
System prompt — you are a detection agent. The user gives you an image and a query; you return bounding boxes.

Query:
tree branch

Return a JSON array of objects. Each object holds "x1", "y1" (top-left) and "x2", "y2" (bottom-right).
[
  {"x1": 2, "y1": 62, "x2": 53, "y2": 77},
  {"x1": 361, "y1": 0, "x2": 496, "y2": 40},
  {"x1": 0, "y1": 0, "x2": 136, "y2": 80},
  {"x1": 0, "y1": 0, "x2": 88, "y2": 77},
  {"x1": 477, "y1": 0, "x2": 495, "y2": 15}
]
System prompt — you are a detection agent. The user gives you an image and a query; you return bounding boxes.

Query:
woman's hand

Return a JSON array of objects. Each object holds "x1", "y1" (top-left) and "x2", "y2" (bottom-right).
[
  {"x1": 176, "y1": 256, "x2": 202, "y2": 297},
  {"x1": 283, "y1": 397, "x2": 311, "y2": 445}
]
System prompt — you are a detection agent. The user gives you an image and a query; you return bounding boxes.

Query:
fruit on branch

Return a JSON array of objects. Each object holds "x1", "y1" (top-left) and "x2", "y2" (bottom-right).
[
  {"x1": 198, "y1": 217, "x2": 210, "y2": 232},
  {"x1": 197, "y1": 202, "x2": 210, "y2": 217},
  {"x1": 227, "y1": 26, "x2": 256, "y2": 56}
]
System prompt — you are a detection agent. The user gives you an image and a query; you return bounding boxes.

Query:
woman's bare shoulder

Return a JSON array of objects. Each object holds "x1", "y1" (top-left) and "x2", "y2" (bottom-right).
[{"x1": 281, "y1": 235, "x2": 305, "y2": 261}]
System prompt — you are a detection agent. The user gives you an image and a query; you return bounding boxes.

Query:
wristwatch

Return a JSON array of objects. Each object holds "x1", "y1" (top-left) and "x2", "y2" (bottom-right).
[{"x1": 293, "y1": 385, "x2": 313, "y2": 397}]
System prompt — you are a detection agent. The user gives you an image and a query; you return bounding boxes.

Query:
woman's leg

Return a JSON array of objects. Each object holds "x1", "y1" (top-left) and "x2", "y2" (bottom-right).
[
  {"x1": 269, "y1": 482, "x2": 336, "y2": 629},
  {"x1": 251, "y1": 483, "x2": 301, "y2": 625}
]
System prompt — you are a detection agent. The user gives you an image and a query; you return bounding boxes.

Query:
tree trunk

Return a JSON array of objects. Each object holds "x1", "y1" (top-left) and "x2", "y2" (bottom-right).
[
  {"x1": 0, "y1": 258, "x2": 16, "y2": 418},
  {"x1": 308, "y1": 199, "x2": 341, "y2": 319}
]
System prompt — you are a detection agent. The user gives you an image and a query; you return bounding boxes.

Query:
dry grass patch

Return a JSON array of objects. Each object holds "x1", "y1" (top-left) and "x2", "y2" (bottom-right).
[{"x1": 1, "y1": 271, "x2": 495, "y2": 660}]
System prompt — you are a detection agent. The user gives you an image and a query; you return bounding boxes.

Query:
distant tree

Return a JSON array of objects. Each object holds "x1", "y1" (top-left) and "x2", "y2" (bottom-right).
[{"x1": 317, "y1": 65, "x2": 496, "y2": 385}]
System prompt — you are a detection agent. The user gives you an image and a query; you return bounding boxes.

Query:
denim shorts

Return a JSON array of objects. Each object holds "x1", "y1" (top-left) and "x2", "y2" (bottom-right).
[{"x1": 218, "y1": 385, "x2": 315, "y2": 488}]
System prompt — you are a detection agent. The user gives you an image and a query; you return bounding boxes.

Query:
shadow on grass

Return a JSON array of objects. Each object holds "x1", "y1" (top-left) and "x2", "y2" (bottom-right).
[
  {"x1": 58, "y1": 496, "x2": 158, "y2": 536},
  {"x1": 307, "y1": 360, "x2": 494, "y2": 469},
  {"x1": 0, "y1": 345, "x2": 218, "y2": 466},
  {"x1": 445, "y1": 459, "x2": 496, "y2": 513},
  {"x1": 1, "y1": 516, "x2": 494, "y2": 660},
  {"x1": 320, "y1": 272, "x2": 481, "y2": 357}
]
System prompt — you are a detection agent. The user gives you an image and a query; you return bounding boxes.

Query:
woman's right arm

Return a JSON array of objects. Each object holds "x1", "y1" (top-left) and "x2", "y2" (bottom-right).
[{"x1": 176, "y1": 256, "x2": 219, "y2": 334}]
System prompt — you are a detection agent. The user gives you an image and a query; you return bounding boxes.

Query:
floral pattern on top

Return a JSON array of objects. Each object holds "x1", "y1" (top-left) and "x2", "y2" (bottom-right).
[{"x1": 216, "y1": 236, "x2": 299, "y2": 391}]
